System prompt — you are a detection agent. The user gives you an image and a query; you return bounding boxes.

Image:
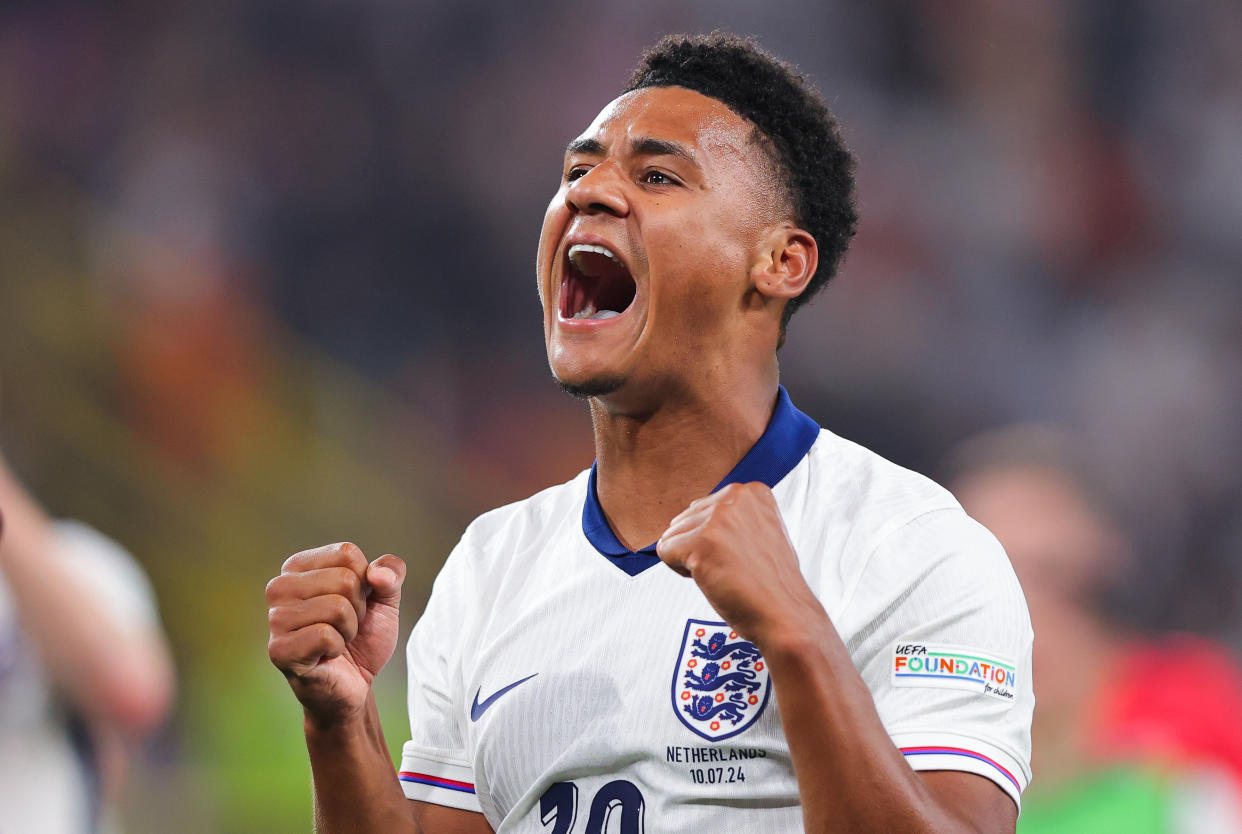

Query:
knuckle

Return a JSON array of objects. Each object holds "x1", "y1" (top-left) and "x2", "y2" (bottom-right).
[
  {"x1": 313, "y1": 622, "x2": 345, "y2": 654},
  {"x1": 282, "y1": 542, "x2": 337, "y2": 572},
  {"x1": 267, "y1": 634, "x2": 290, "y2": 667},
  {"x1": 336, "y1": 567, "x2": 363, "y2": 597},
  {"x1": 329, "y1": 595, "x2": 354, "y2": 626},
  {"x1": 264, "y1": 575, "x2": 285, "y2": 603},
  {"x1": 304, "y1": 622, "x2": 331, "y2": 648},
  {"x1": 340, "y1": 542, "x2": 371, "y2": 575}
]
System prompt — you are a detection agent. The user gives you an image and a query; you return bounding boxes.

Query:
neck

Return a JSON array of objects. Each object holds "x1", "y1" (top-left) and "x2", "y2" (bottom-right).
[{"x1": 589, "y1": 363, "x2": 779, "y2": 550}]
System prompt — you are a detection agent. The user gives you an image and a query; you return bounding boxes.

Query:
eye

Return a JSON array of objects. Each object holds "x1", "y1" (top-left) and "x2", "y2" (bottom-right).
[
  {"x1": 641, "y1": 169, "x2": 679, "y2": 186},
  {"x1": 565, "y1": 166, "x2": 590, "y2": 183}
]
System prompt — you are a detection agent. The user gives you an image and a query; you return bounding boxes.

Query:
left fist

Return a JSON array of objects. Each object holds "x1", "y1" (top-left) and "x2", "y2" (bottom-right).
[{"x1": 656, "y1": 482, "x2": 826, "y2": 649}]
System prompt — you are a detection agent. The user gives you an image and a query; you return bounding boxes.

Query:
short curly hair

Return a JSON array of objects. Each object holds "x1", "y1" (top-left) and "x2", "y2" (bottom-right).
[{"x1": 625, "y1": 33, "x2": 858, "y2": 336}]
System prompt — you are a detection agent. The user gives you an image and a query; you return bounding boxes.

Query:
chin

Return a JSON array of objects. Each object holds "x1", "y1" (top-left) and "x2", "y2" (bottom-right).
[{"x1": 552, "y1": 371, "x2": 626, "y2": 399}]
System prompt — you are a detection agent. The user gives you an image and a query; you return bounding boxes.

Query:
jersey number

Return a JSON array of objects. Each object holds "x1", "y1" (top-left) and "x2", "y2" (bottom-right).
[{"x1": 539, "y1": 780, "x2": 645, "y2": 834}]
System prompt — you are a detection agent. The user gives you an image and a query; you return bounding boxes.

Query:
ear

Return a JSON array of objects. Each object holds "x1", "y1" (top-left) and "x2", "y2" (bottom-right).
[{"x1": 750, "y1": 226, "x2": 818, "y2": 302}]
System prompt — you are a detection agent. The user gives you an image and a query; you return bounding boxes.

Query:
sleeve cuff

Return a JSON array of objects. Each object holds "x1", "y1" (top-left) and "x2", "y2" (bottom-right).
[
  {"x1": 399, "y1": 743, "x2": 482, "y2": 814},
  {"x1": 891, "y1": 730, "x2": 1030, "y2": 811}
]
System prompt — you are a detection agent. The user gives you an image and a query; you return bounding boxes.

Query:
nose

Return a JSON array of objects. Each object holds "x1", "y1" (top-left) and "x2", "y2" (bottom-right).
[{"x1": 565, "y1": 163, "x2": 629, "y2": 218}]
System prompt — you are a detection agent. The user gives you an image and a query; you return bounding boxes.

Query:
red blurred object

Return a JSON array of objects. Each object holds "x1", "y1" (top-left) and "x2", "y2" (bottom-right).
[{"x1": 1094, "y1": 635, "x2": 1242, "y2": 785}]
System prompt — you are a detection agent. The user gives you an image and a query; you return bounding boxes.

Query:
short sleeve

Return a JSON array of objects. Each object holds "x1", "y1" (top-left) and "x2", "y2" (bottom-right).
[
  {"x1": 841, "y1": 509, "x2": 1034, "y2": 810},
  {"x1": 53, "y1": 520, "x2": 161, "y2": 631},
  {"x1": 401, "y1": 536, "x2": 483, "y2": 813}
]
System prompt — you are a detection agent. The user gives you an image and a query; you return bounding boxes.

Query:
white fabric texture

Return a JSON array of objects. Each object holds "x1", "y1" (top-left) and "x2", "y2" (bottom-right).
[{"x1": 402, "y1": 426, "x2": 1034, "y2": 831}]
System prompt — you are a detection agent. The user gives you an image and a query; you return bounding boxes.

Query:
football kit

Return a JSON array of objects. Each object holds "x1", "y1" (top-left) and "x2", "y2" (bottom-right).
[{"x1": 400, "y1": 388, "x2": 1034, "y2": 832}]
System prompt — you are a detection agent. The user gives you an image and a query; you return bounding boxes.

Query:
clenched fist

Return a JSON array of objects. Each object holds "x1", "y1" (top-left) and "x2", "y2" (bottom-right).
[
  {"x1": 266, "y1": 542, "x2": 406, "y2": 725},
  {"x1": 656, "y1": 482, "x2": 827, "y2": 651}
]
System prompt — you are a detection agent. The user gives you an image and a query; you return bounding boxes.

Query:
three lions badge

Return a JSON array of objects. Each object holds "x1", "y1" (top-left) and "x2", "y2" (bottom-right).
[{"x1": 672, "y1": 619, "x2": 772, "y2": 741}]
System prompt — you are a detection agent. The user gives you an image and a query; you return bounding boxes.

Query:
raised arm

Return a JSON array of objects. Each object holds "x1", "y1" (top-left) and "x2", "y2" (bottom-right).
[
  {"x1": 0, "y1": 451, "x2": 173, "y2": 738},
  {"x1": 657, "y1": 482, "x2": 1019, "y2": 833}
]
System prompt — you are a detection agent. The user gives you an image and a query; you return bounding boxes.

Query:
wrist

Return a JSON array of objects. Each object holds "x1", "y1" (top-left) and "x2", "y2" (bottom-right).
[
  {"x1": 756, "y1": 610, "x2": 873, "y2": 705},
  {"x1": 302, "y1": 699, "x2": 371, "y2": 738},
  {"x1": 748, "y1": 596, "x2": 832, "y2": 658},
  {"x1": 756, "y1": 623, "x2": 826, "y2": 669}
]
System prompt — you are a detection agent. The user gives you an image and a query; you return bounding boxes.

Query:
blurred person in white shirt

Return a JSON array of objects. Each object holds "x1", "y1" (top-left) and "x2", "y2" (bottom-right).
[{"x1": 0, "y1": 448, "x2": 174, "y2": 833}]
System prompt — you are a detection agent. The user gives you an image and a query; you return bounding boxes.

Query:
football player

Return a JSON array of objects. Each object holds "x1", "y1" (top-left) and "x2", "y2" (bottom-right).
[{"x1": 267, "y1": 33, "x2": 1033, "y2": 833}]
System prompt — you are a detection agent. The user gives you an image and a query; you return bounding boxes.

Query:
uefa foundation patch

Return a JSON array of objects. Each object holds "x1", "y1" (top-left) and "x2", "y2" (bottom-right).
[{"x1": 891, "y1": 643, "x2": 1017, "y2": 704}]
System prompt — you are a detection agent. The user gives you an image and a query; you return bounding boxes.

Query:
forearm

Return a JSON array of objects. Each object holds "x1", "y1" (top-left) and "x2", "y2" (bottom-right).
[
  {"x1": 305, "y1": 694, "x2": 419, "y2": 834},
  {"x1": 761, "y1": 611, "x2": 975, "y2": 833},
  {"x1": 0, "y1": 460, "x2": 173, "y2": 734}
]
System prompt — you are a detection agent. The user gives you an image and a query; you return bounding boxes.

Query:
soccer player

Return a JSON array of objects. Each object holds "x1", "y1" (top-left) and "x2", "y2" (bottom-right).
[{"x1": 267, "y1": 33, "x2": 1033, "y2": 833}]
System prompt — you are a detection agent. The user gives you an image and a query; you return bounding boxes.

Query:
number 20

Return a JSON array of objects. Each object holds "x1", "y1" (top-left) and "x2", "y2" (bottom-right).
[{"x1": 540, "y1": 780, "x2": 645, "y2": 834}]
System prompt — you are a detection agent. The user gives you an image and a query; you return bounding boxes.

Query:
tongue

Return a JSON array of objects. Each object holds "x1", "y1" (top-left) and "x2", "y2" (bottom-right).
[{"x1": 569, "y1": 250, "x2": 636, "y2": 318}]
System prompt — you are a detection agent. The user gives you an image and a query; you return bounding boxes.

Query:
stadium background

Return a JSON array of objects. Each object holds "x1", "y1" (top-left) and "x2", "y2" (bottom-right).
[{"x1": 1, "y1": 1, "x2": 1239, "y2": 830}]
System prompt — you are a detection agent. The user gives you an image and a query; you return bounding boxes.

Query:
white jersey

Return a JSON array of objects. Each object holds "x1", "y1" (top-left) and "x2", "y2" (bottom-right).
[
  {"x1": 401, "y1": 389, "x2": 1033, "y2": 832},
  {"x1": 0, "y1": 521, "x2": 162, "y2": 834}
]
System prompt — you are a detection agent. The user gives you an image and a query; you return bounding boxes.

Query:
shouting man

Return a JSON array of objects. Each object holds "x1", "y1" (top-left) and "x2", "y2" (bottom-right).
[{"x1": 266, "y1": 33, "x2": 1033, "y2": 833}]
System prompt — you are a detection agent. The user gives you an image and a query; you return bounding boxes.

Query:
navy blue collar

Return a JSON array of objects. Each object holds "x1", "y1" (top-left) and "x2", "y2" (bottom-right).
[{"x1": 581, "y1": 386, "x2": 820, "y2": 575}]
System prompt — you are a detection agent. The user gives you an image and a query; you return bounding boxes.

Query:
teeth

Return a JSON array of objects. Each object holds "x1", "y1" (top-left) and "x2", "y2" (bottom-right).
[
  {"x1": 568, "y1": 243, "x2": 623, "y2": 270},
  {"x1": 568, "y1": 304, "x2": 621, "y2": 321}
]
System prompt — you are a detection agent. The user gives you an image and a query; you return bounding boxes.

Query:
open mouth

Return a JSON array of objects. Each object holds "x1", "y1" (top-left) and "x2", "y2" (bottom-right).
[{"x1": 559, "y1": 244, "x2": 637, "y2": 321}]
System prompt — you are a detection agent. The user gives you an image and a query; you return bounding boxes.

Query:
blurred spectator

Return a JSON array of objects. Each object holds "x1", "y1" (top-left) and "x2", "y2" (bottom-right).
[
  {"x1": 0, "y1": 449, "x2": 174, "y2": 833},
  {"x1": 947, "y1": 425, "x2": 1242, "y2": 833}
]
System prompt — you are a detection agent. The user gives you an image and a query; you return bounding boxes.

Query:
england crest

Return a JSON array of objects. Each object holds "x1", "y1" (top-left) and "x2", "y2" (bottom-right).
[{"x1": 672, "y1": 619, "x2": 771, "y2": 742}]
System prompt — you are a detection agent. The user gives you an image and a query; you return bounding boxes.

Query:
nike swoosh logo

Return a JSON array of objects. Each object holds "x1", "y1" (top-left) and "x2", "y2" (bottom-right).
[{"x1": 470, "y1": 673, "x2": 538, "y2": 722}]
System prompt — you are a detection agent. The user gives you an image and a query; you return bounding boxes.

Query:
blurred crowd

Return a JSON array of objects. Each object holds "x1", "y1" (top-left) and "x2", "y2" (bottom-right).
[{"x1": 2, "y1": 0, "x2": 1240, "y2": 830}]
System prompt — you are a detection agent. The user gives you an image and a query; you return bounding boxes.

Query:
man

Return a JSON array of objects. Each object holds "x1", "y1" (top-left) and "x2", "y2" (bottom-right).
[{"x1": 267, "y1": 33, "x2": 1033, "y2": 832}]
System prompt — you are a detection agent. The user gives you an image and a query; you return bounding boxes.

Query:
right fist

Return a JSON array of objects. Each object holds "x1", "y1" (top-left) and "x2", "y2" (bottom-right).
[{"x1": 266, "y1": 542, "x2": 406, "y2": 724}]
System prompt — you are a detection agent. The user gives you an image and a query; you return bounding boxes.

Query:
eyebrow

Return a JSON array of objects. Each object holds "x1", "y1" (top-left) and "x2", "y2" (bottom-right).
[
  {"x1": 565, "y1": 137, "x2": 606, "y2": 157},
  {"x1": 631, "y1": 137, "x2": 697, "y2": 166},
  {"x1": 564, "y1": 136, "x2": 699, "y2": 168}
]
